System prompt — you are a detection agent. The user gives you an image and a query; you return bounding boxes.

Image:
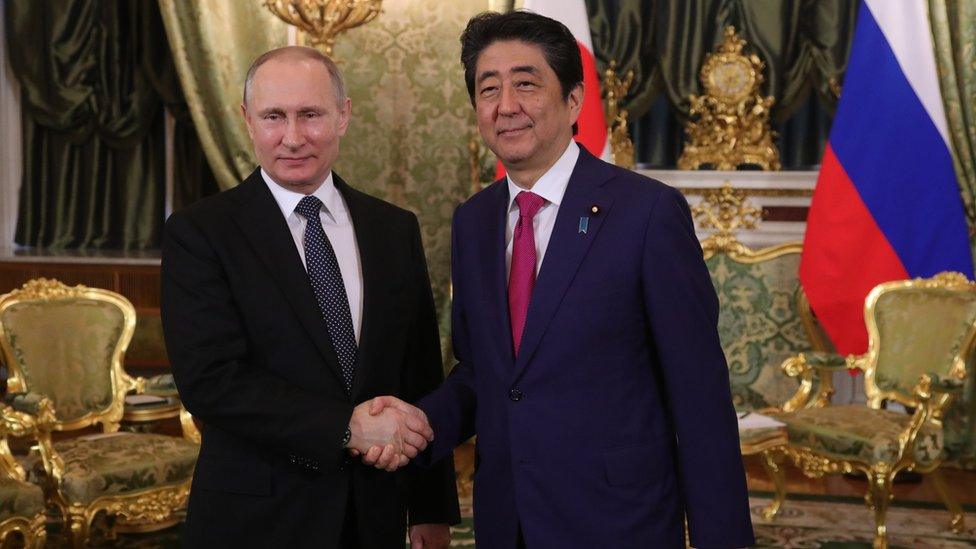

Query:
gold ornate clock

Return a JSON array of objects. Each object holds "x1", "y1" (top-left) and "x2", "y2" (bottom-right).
[{"x1": 678, "y1": 26, "x2": 780, "y2": 171}]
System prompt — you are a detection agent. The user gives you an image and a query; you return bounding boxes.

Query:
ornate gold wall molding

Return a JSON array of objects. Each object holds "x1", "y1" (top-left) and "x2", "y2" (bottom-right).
[{"x1": 691, "y1": 182, "x2": 764, "y2": 235}]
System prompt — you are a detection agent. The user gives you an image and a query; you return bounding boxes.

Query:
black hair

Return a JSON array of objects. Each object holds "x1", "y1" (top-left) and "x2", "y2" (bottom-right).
[{"x1": 460, "y1": 10, "x2": 583, "y2": 133}]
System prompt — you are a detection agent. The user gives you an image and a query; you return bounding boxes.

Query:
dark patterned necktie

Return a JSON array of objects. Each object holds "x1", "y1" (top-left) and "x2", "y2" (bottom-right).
[{"x1": 295, "y1": 195, "x2": 358, "y2": 395}]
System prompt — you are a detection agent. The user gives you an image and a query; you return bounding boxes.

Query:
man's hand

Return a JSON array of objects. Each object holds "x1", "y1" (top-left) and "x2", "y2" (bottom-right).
[
  {"x1": 347, "y1": 398, "x2": 433, "y2": 471},
  {"x1": 408, "y1": 523, "x2": 451, "y2": 549}
]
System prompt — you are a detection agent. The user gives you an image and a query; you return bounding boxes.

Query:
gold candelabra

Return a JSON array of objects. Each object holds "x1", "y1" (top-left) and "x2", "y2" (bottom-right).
[{"x1": 264, "y1": 0, "x2": 383, "y2": 57}]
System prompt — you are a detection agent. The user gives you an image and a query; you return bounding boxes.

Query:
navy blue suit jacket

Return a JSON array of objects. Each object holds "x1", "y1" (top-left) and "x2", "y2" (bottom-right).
[{"x1": 419, "y1": 148, "x2": 754, "y2": 548}]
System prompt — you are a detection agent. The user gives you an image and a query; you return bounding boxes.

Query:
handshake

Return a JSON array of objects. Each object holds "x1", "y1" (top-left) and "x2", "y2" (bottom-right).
[{"x1": 346, "y1": 396, "x2": 433, "y2": 471}]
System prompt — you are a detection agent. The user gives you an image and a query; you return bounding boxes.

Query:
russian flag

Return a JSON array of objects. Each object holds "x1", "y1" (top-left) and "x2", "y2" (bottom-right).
[
  {"x1": 496, "y1": 0, "x2": 609, "y2": 178},
  {"x1": 800, "y1": 0, "x2": 973, "y2": 355}
]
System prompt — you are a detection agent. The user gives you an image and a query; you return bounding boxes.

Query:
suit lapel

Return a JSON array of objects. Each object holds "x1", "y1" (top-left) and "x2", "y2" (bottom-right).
[
  {"x1": 477, "y1": 180, "x2": 517, "y2": 372},
  {"x1": 232, "y1": 170, "x2": 346, "y2": 390},
  {"x1": 333, "y1": 175, "x2": 382, "y2": 400},
  {"x1": 512, "y1": 149, "x2": 616, "y2": 380}
]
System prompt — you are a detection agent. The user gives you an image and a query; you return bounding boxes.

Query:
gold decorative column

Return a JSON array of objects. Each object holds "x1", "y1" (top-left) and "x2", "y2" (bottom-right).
[{"x1": 264, "y1": 0, "x2": 383, "y2": 57}]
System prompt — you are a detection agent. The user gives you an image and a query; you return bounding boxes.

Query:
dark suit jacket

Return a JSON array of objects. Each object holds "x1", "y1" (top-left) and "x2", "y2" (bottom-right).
[
  {"x1": 419, "y1": 148, "x2": 754, "y2": 548},
  {"x1": 161, "y1": 169, "x2": 460, "y2": 548}
]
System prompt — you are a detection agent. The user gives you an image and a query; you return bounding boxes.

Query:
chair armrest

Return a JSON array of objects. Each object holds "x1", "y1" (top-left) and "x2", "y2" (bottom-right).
[
  {"x1": 802, "y1": 352, "x2": 849, "y2": 369},
  {"x1": 0, "y1": 393, "x2": 56, "y2": 437},
  {"x1": 781, "y1": 352, "x2": 850, "y2": 378},
  {"x1": 927, "y1": 373, "x2": 965, "y2": 394},
  {"x1": 131, "y1": 374, "x2": 180, "y2": 398},
  {"x1": 4, "y1": 392, "x2": 50, "y2": 416},
  {"x1": 780, "y1": 352, "x2": 861, "y2": 411}
]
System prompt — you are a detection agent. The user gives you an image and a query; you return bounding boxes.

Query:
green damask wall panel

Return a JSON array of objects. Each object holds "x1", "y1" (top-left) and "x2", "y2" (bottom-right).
[{"x1": 333, "y1": 0, "x2": 488, "y2": 368}]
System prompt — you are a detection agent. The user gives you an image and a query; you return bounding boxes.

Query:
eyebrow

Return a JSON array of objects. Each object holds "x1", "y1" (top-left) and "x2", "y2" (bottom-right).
[
  {"x1": 256, "y1": 106, "x2": 325, "y2": 117},
  {"x1": 476, "y1": 65, "x2": 540, "y2": 86}
]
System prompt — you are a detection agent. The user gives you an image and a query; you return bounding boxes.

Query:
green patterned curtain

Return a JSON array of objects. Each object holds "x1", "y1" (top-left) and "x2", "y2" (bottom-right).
[
  {"x1": 6, "y1": 0, "x2": 167, "y2": 249},
  {"x1": 929, "y1": 0, "x2": 976, "y2": 256},
  {"x1": 140, "y1": 5, "x2": 219, "y2": 211},
  {"x1": 156, "y1": 0, "x2": 288, "y2": 191},
  {"x1": 929, "y1": 0, "x2": 976, "y2": 469},
  {"x1": 586, "y1": 0, "x2": 857, "y2": 169}
]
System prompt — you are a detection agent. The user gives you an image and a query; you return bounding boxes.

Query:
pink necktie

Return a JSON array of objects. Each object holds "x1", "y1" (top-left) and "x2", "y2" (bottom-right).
[{"x1": 509, "y1": 191, "x2": 546, "y2": 357}]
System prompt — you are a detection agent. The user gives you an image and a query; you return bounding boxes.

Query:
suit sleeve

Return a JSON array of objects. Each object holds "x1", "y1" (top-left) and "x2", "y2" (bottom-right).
[
  {"x1": 416, "y1": 206, "x2": 478, "y2": 464},
  {"x1": 641, "y1": 187, "x2": 755, "y2": 548},
  {"x1": 161, "y1": 211, "x2": 352, "y2": 472},
  {"x1": 400, "y1": 214, "x2": 462, "y2": 526}
]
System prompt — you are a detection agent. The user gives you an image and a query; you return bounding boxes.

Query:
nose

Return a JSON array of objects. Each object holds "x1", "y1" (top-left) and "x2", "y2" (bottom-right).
[
  {"x1": 281, "y1": 117, "x2": 305, "y2": 149},
  {"x1": 498, "y1": 83, "x2": 520, "y2": 116}
]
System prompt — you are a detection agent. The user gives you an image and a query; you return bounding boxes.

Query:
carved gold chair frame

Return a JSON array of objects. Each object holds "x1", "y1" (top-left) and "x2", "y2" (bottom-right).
[
  {"x1": 0, "y1": 279, "x2": 200, "y2": 546},
  {"x1": 0, "y1": 404, "x2": 48, "y2": 548},
  {"x1": 767, "y1": 272, "x2": 973, "y2": 548}
]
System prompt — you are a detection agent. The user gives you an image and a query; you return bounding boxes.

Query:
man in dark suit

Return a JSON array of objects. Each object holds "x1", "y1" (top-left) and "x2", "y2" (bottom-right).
[
  {"x1": 368, "y1": 11, "x2": 754, "y2": 548},
  {"x1": 161, "y1": 46, "x2": 459, "y2": 548}
]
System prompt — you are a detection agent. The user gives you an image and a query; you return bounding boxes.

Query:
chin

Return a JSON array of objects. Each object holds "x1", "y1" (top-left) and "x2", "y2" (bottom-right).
[{"x1": 488, "y1": 143, "x2": 530, "y2": 164}]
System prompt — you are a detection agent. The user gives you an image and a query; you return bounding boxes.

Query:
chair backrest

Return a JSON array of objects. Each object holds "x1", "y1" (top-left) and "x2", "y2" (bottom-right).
[
  {"x1": 0, "y1": 279, "x2": 136, "y2": 430},
  {"x1": 863, "y1": 272, "x2": 976, "y2": 410},
  {"x1": 704, "y1": 237, "x2": 817, "y2": 410}
]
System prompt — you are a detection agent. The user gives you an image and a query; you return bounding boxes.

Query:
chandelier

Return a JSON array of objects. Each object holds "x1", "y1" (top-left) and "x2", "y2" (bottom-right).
[{"x1": 264, "y1": 0, "x2": 383, "y2": 57}]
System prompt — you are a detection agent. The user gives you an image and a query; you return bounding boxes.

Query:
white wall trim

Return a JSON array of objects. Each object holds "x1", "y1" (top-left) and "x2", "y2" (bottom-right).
[{"x1": 0, "y1": 5, "x2": 23, "y2": 253}]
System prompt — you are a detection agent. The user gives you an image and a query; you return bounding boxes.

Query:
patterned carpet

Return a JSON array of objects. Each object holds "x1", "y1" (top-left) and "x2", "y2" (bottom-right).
[
  {"x1": 38, "y1": 494, "x2": 975, "y2": 547},
  {"x1": 431, "y1": 494, "x2": 976, "y2": 548}
]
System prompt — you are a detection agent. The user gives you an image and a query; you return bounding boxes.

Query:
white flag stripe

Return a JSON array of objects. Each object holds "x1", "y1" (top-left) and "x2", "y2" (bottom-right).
[
  {"x1": 523, "y1": 0, "x2": 595, "y2": 53},
  {"x1": 864, "y1": 0, "x2": 950, "y2": 147}
]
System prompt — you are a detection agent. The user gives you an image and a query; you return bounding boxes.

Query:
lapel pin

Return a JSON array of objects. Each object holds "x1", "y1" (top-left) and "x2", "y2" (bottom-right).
[
  {"x1": 578, "y1": 216, "x2": 589, "y2": 234},
  {"x1": 590, "y1": 205, "x2": 600, "y2": 216}
]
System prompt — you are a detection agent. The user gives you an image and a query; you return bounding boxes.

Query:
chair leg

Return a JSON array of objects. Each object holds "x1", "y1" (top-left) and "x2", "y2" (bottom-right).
[
  {"x1": 929, "y1": 468, "x2": 965, "y2": 533},
  {"x1": 864, "y1": 467, "x2": 894, "y2": 549},
  {"x1": 760, "y1": 450, "x2": 787, "y2": 521},
  {"x1": 67, "y1": 510, "x2": 90, "y2": 549}
]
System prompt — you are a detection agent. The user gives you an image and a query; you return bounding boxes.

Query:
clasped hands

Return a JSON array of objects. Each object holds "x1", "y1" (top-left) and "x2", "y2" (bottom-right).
[{"x1": 347, "y1": 396, "x2": 431, "y2": 471}]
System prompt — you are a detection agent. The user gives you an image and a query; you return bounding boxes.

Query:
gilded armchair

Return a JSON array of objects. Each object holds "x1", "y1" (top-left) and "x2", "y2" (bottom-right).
[
  {"x1": 702, "y1": 234, "x2": 842, "y2": 517},
  {"x1": 767, "y1": 272, "x2": 974, "y2": 548},
  {"x1": 0, "y1": 279, "x2": 199, "y2": 546},
  {"x1": 0, "y1": 399, "x2": 49, "y2": 548}
]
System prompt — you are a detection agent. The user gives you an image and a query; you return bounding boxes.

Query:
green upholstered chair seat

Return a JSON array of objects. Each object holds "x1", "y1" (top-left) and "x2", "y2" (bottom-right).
[
  {"x1": 29, "y1": 433, "x2": 197, "y2": 505},
  {"x1": 707, "y1": 251, "x2": 812, "y2": 411},
  {"x1": 772, "y1": 405, "x2": 942, "y2": 466},
  {"x1": 738, "y1": 425, "x2": 785, "y2": 449},
  {"x1": 0, "y1": 477, "x2": 45, "y2": 521}
]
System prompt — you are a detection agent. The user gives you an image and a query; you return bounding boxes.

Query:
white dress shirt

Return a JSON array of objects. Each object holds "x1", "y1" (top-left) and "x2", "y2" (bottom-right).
[
  {"x1": 505, "y1": 140, "x2": 580, "y2": 278},
  {"x1": 262, "y1": 169, "x2": 363, "y2": 343}
]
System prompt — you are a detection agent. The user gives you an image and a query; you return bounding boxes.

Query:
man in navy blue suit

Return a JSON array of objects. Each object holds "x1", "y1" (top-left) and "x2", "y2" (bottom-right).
[{"x1": 366, "y1": 10, "x2": 754, "y2": 548}]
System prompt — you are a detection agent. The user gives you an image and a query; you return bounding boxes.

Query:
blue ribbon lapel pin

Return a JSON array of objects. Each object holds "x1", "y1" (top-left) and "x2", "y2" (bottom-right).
[{"x1": 578, "y1": 216, "x2": 589, "y2": 234}]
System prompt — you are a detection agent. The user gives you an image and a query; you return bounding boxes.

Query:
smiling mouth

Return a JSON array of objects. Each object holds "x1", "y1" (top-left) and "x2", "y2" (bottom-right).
[{"x1": 498, "y1": 126, "x2": 531, "y2": 137}]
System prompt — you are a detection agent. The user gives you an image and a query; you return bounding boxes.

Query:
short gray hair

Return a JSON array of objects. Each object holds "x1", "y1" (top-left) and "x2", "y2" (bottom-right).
[{"x1": 243, "y1": 46, "x2": 347, "y2": 106}]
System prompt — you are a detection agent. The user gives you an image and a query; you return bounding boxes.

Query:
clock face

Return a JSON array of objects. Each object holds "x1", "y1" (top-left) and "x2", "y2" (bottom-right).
[{"x1": 707, "y1": 58, "x2": 754, "y2": 100}]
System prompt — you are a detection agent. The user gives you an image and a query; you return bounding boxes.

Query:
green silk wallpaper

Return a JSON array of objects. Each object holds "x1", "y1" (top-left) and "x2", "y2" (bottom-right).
[{"x1": 332, "y1": 0, "x2": 488, "y2": 364}]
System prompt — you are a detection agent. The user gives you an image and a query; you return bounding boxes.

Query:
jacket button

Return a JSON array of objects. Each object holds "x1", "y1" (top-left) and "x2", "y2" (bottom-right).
[{"x1": 509, "y1": 388, "x2": 523, "y2": 402}]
